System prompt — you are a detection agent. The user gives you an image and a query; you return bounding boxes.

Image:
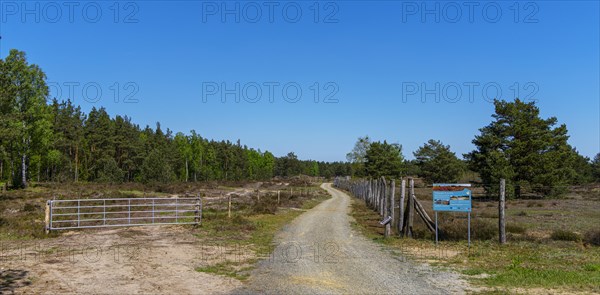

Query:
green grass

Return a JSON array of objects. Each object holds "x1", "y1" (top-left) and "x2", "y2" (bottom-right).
[{"x1": 195, "y1": 262, "x2": 252, "y2": 280}]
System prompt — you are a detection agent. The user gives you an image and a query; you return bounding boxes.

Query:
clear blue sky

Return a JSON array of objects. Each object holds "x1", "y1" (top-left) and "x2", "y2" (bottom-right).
[{"x1": 1, "y1": 1, "x2": 598, "y2": 161}]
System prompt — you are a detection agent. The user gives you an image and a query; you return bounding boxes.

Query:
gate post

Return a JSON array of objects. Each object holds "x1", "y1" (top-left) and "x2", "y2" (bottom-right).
[
  {"x1": 45, "y1": 200, "x2": 51, "y2": 234},
  {"x1": 195, "y1": 194, "x2": 203, "y2": 226}
]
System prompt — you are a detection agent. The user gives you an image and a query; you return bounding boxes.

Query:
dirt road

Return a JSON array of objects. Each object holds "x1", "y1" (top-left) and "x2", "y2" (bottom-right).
[{"x1": 236, "y1": 183, "x2": 468, "y2": 295}]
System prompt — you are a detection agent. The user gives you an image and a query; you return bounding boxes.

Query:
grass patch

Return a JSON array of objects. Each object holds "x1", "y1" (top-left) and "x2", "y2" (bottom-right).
[
  {"x1": 550, "y1": 229, "x2": 581, "y2": 242},
  {"x1": 506, "y1": 223, "x2": 527, "y2": 234},
  {"x1": 195, "y1": 262, "x2": 251, "y2": 280}
]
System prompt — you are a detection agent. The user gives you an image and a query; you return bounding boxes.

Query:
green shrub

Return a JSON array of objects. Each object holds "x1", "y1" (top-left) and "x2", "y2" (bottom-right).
[
  {"x1": 550, "y1": 229, "x2": 580, "y2": 242},
  {"x1": 584, "y1": 229, "x2": 600, "y2": 246}
]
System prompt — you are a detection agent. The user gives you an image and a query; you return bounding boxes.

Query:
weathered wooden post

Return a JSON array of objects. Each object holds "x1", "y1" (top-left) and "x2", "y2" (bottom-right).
[
  {"x1": 499, "y1": 179, "x2": 506, "y2": 244},
  {"x1": 228, "y1": 194, "x2": 232, "y2": 218},
  {"x1": 195, "y1": 194, "x2": 202, "y2": 226},
  {"x1": 368, "y1": 179, "x2": 373, "y2": 208},
  {"x1": 385, "y1": 179, "x2": 395, "y2": 238},
  {"x1": 277, "y1": 190, "x2": 281, "y2": 205},
  {"x1": 372, "y1": 179, "x2": 376, "y2": 210},
  {"x1": 377, "y1": 179, "x2": 381, "y2": 213},
  {"x1": 373, "y1": 179, "x2": 381, "y2": 213},
  {"x1": 373, "y1": 179, "x2": 377, "y2": 211},
  {"x1": 380, "y1": 177, "x2": 386, "y2": 217},
  {"x1": 398, "y1": 178, "x2": 405, "y2": 236},
  {"x1": 45, "y1": 200, "x2": 51, "y2": 234},
  {"x1": 403, "y1": 178, "x2": 415, "y2": 238}
]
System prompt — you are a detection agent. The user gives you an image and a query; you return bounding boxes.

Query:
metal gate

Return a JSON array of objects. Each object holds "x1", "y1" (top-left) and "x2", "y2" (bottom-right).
[{"x1": 45, "y1": 197, "x2": 202, "y2": 231}]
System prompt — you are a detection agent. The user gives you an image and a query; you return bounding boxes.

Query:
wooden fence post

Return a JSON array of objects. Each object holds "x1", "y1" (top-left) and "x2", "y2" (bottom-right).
[
  {"x1": 499, "y1": 179, "x2": 506, "y2": 244},
  {"x1": 403, "y1": 178, "x2": 415, "y2": 238},
  {"x1": 385, "y1": 179, "x2": 395, "y2": 238},
  {"x1": 367, "y1": 179, "x2": 373, "y2": 207},
  {"x1": 228, "y1": 194, "x2": 232, "y2": 218},
  {"x1": 380, "y1": 177, "x2": 386, "y2": 217},
  {"x1": 45, "y1": 200, "x2": 50, "y2": 234},
  {"x1": 398, "y1": 178, "x2": 405, "y2": 236},
  {"x1": 277, "y1": 190, "x2": 280, "y2": 205}
]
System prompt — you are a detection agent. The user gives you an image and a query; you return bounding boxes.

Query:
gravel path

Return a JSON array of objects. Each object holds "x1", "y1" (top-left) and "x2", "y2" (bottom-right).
[{"x1": 235, "y1": 183, "x2": 468, "y2": 295}]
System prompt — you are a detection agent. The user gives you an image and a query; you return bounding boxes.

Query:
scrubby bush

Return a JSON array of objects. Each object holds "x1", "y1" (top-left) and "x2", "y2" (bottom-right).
[
  {"x1": 252, "y1": 196, "x2": 278, "y2": 214},
  {"x1": 584, "y1": 229, "x2": 600, "y2": 246},
  {"x1": 551, "y1": 229, "x2": 581, "y2": 242}
]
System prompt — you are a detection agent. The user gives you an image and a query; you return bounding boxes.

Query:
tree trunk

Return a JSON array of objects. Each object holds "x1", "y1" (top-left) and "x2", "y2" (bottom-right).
[
  {"x1": 21, "y1": 153, "x2": 27, "y2": 188},
  {"x1": 185, "y1": 158, "x2": 189, "y2": 182},
  {"x1": 74, "y1": 145, "x2": 79, "y2": 182},
  {"x1": 10, "y1": 157, "x2": 14, "y2": 187}
]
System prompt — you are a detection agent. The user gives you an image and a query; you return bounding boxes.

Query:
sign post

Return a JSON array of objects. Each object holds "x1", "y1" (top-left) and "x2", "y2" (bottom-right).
[{"x1": 432, "y1": 184, "x2": 472, "y2": 246}]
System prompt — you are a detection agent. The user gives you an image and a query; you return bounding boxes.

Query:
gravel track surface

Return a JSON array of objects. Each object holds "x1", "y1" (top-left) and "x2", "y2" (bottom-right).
[{"x1": 235, "y1": 183, "x2": 468, "y2": 295}]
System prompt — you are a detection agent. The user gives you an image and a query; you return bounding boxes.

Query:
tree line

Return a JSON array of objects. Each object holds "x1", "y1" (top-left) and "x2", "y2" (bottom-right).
[
  {"x1": 0, "y1": 49, "x2": 351, "y2": 188},
  {"x1": 346, "y1": 100, "x2": 600, "y2": 198}
]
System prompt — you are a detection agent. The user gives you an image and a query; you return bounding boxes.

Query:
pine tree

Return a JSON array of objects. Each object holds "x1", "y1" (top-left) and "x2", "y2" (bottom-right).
[
  {"x1": 591, "y1": 153, "x2": 600, "y2": 182},
  {"x1": 364, "y1": 141, "x2": 404, "y2": 179},
  {"x1": 414, "y1": 139, "x2": 465, "y2": 183},
  {"x1": 466, "y1": 99, "x2": 578, "y2": 198}
]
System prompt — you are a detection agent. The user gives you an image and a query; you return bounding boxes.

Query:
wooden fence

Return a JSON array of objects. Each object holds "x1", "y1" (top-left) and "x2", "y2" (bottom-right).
[
  {"x1": 334, "y1": 176, "x2": 436, "y2": 238},
  {"x1": 334, "y1": 177, "x2": 507, "y2": 243}
]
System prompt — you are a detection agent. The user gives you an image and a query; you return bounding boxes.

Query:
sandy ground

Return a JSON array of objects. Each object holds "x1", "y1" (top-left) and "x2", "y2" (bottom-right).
[
  {"x1": 1, "y1": 226, "x2": 242, "y2": 294},
  {"x1": 235, "y1": 183, "x2": 470, "y2": 295}
]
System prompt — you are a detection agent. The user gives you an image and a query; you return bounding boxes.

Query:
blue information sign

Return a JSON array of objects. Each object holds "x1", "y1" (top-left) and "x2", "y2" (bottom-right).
[{"x1": 432, "y1": 184, "x2": 472, "y2": 212}]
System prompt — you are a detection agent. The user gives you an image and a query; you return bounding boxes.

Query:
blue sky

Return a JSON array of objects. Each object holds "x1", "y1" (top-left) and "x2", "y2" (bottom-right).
[{"x1": 1, "y1": 1, "x2": 599, "y2": 161}]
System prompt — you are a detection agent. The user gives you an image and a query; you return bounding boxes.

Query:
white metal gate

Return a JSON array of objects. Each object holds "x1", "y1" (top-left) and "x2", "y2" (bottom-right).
[{"x1": 45, "y1": 197, "x2": 202, "y2": 231}]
